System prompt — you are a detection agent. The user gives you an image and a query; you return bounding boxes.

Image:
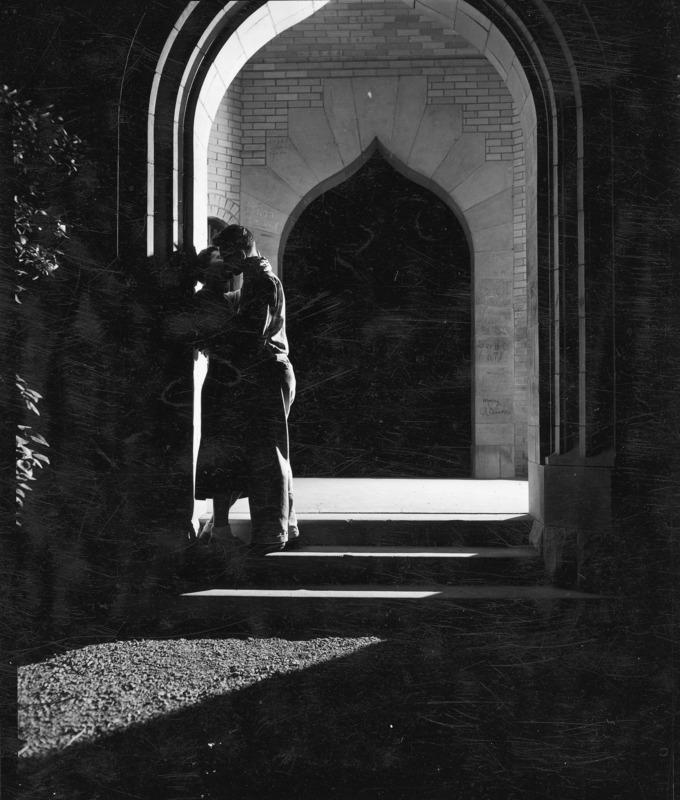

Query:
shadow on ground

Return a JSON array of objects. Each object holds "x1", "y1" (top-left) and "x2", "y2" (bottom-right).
[{"x1": 18, "y1": 598, "x2": 672, "y2": 800}]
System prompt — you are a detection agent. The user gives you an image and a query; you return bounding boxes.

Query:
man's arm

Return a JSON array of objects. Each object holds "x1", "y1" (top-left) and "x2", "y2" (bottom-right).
[{"x1": 237, "y1": 273, "x2": 276, "y2": 339}]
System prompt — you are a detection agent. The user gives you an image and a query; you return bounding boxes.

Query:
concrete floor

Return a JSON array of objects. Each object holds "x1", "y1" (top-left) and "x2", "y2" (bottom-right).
[{"x1": 197, "y1": 478, "x2": 529, "y2": 527}]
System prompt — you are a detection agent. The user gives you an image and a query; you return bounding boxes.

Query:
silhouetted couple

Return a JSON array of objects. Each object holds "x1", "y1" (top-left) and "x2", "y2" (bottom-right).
[{"x1": 192, "y1": 225, "x2": 298, "y2": 555}]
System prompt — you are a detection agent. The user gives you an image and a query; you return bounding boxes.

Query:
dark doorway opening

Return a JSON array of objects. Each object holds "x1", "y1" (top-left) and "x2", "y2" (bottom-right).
[{"x1": 283, "y1": 150, "x2": 471, "y2": 478}]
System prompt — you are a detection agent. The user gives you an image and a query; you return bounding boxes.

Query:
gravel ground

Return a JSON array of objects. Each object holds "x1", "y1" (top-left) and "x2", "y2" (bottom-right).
[
  {"x1": 16, "y1": 604, "x2": 672, "y2": 800},
  {"x1": 19, "y1": 635, "x2": 381, "y2": 758}
]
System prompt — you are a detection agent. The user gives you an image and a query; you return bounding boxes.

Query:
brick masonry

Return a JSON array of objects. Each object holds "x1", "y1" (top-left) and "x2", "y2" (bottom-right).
[
  {"x1": 207, "y1": 0, "x2": 528, "y2": 476},
  {"x1": 208, "y1": 77, "x2": 243, "y2": 225}
]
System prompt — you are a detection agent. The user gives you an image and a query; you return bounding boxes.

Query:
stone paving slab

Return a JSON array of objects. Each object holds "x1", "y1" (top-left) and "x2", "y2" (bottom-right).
[
  {"x1": 199, "y1": 477, "x2": 529, "y2": 522},
  {"x1": 182, "y1": 585, "x2": 603, "y2": 600},
  {"x1": 265, "y1": 545, "x2": 538, "y2": 558}
]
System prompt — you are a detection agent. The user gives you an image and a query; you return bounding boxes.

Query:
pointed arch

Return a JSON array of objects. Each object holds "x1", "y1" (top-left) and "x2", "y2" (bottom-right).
[
  {"x1": 282, "y1": 146, "x2": 473, "y2": 477},
  {"x1": 279, "y1": 138, "x2": 474, "y2": 269}
]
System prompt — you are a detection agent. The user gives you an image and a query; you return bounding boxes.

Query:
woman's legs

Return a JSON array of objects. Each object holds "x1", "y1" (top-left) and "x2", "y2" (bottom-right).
[
  {"x1": 213, "y1": 492, "x2": 240, "y2": 528},
  {"x1": 199, "y1": 490, "x2": 243, "y2": 544}
]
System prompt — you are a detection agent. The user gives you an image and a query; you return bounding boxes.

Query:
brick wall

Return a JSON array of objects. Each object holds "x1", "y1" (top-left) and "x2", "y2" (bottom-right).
[
  {"x1": 237, "y1": 59, "x2": 516, "y2": 166},
  {"x1": 206, "y1": 0, "x2": 528, "y2": 476},
  {"x1": 430, "y1": 61, "x2": 515, "y2": 160},
  {"x1": 207, "y1": 76, "x2": 242, "y2": 223},
  {"x1": 255, "y1": 0, "x2": 477, "y2": 62}
]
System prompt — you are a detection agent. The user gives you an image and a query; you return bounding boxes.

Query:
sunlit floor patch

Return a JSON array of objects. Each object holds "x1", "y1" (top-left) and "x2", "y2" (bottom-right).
[
  {"x1": 197, "y1": 477, "x2": 530, "y2": 535},
  {"x1": 183, "y1": 585, "x2": 603, "y2": 599},
  {"x1": 18, "y1": 636, "x2": 381, "y2": 759},
  {"x1": 264, "y1": 545, "x2": 537, "y2": 558}
]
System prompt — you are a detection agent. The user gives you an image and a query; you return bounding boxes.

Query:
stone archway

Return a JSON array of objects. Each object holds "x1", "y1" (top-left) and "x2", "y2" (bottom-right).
[
  {"x1": 149, "y1": 0, "x2": 617, "y2": 582},
  {"x1": 148, "y1": 0, "x2": 539, "y2": 483}
]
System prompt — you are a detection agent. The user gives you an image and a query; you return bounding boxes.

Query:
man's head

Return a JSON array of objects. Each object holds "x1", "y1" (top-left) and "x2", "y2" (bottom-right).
[
  {"x1": 212, "y1": 225, "x2": 255, "y2": 256},
  {"x1": 212, "y1": 225, "x2": 257, "y2": 262}
]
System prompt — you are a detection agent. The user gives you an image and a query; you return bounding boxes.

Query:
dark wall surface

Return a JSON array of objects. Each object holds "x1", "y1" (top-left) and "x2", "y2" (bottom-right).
[{"x1": 3, "y1": 0, "x2": 196, "y2": 609}]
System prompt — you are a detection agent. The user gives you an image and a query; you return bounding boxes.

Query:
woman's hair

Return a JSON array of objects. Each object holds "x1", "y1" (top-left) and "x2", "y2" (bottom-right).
[
  {"x1": 212, "y1": 224, "x2": 255, "y2": 252},
  {"x1": 195, "y1": 246, "x2": 219, "y2": 279}
]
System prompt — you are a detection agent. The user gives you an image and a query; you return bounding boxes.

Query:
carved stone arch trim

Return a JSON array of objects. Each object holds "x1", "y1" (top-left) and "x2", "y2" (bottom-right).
[
  {"x1": 278, "y1": 138, "x2": 474, "y2": 268},
  {"x1": 264, "y1": 129, "x2": 516, "y2": 478}
]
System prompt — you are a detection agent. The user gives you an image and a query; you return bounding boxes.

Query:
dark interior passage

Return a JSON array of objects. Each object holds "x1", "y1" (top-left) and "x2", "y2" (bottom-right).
[{"x1": 283, "y1": 150, "x2": 471, "y2": 477}]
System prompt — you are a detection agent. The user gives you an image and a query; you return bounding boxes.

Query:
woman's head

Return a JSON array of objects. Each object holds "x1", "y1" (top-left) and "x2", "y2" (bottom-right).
[
  {"x1": 196, "y1": 246, "x2": 229, "y2": 291},
  {"x1": 197, "y1": 245, "x2": 220, "y2": 272}
]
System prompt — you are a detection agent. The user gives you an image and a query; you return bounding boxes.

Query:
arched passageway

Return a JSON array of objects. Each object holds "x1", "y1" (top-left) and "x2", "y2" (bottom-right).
[
  {"x1": 149, "y1": 0, "x2": 617, "y2": 583},
  {"x1": 190, "y1": 0, "x2": 532, "y2": 482},
  {"x1": 283, "y1": 149, "x2": 471, "y2": 477}
]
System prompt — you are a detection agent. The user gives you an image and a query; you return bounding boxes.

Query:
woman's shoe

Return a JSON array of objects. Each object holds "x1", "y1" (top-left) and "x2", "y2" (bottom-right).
[
  {"x1": 197, "y1": 519, "x2": 233, "y2": 545},
  {"x1": 197, "y1": 517, "x2": 214, "y2": 544}
]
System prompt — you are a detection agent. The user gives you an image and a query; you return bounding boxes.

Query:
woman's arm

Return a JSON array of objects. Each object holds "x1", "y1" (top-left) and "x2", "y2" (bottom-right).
[{"x1": 164, "y1": 289, "x2": 238, "y2": 346}]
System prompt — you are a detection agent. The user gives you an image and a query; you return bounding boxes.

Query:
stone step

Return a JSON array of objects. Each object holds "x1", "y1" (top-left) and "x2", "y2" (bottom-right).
[
  {"x1": 168, "y1": 481, "x2": 598, "y2": 636},
  {"x1": 163, "y1": 582, "x2": 606, "y2": 638},
  {"x1": 182, "y1": 584, "x2": 602, "y2": 600},
  {"x1": 139, "y1": 578, "x2": 605, "y2": 642},
  {"x1": 197, "y1": 477, "x2": 532, "y2": 547},
  {"x1": 266, "y1": 544, "x2": 538, "y2": 558},
  {"x1": 178, "y1": 540, "x2": 543, "y2": 592},
  {"x1": 205, "y1": 515, "x2": 534, "y2": 548},
  {"x1": 181, "y1": 479, "x2": 556, "y2": 624},
  {"x1": 260, "y1": 543, "x2": 541, "y2": 584},
  {"x1": 198, "y1": 477, "x2": 529, "y2": 518}
]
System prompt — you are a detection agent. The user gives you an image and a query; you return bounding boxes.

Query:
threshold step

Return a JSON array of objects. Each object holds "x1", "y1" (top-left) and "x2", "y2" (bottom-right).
[
  {"x1": 267, "y1": 545, "x2": 537, "y2": 559},
  {"x1": 205, "y1": 478, "x2": 529, "y2": 517},
  {"x1": 182, "y1": 585, "x2": 603, "y2": 600},
  {"x1": 222, "y1": 516, "x2": 533, "y2": 548},
  {"x1": 226, "y1": 513, "x2": 529, "y2": 523}
]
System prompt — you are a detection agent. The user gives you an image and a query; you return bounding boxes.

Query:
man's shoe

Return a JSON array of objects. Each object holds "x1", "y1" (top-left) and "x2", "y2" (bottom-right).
[
  {"x1": 249, "y1": 532, "x2": 287, "y2": 556},
  {"x1": 284, "y1": 525, "x2": 301, "y2": 550}
]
